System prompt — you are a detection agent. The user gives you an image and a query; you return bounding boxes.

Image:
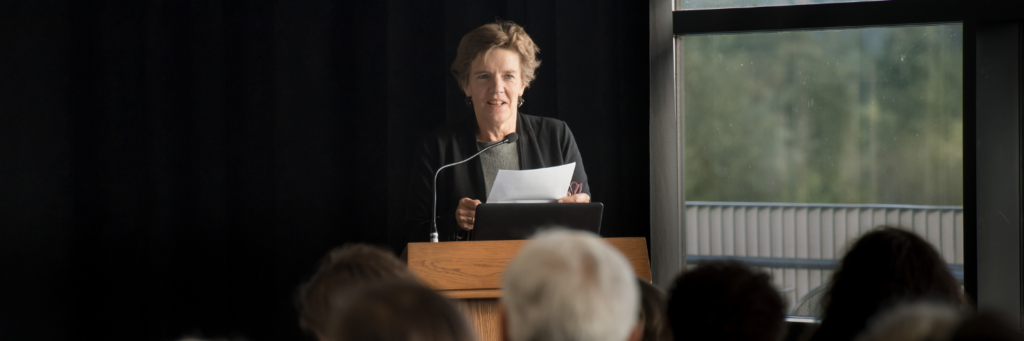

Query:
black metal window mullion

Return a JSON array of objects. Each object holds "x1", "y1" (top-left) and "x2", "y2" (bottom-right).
[
  {"x1": 961, "y1": 17, "x2": 978, "y2": 308},
  {"x1": 673, "y1": 0, "x2": 966, "y2": 35}
]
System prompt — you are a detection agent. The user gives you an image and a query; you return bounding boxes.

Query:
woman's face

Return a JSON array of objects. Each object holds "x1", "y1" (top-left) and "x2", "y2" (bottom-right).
[{"x1": 464, "y1": 48, "x2": 526, "y2": 126}]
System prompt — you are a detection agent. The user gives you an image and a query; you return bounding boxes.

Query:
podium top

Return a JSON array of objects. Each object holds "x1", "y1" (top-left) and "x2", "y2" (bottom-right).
[{"x1": 405, "y1": 237, "x2": 651, "y2": 299}]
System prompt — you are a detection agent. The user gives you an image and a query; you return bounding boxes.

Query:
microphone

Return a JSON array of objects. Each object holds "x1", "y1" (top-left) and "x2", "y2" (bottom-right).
[{"x1": 431, "y1": 132, "x2": 519, "y2": 242}]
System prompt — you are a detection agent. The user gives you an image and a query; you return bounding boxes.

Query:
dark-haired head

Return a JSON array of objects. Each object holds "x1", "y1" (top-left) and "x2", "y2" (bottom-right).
[
  {"x1": 951, "y1": 311, "x2": 1024, "y2": 341},
  {"x1": 325, "y1": 280, "x2": 475, "y2": 341},
  {"x1": 638, "y1": 278, "x2": 672, "y2": 341},
  {"x1": 811, "y1": 227, "x2": 963, "y2": 341},
  {"x1": 666, "y1": 260, "x2": 786, "y2": 341},
  {"x1": 297, "y1": 244, "x2": 418, "y2": 339}
]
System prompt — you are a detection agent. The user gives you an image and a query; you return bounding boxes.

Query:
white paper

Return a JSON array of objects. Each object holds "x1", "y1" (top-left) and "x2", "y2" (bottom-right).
[{"x1": 486, "y1": 162, "x2": 576, "y2": 203}]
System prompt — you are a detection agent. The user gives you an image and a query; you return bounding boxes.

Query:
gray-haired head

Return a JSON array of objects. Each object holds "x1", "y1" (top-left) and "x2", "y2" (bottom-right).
[
  {"x1": 854, "y1": 301, "x2": 962, "y2": 341},
  {"x1": 502, "y1": 229, "x2": 640, "y2": 341}
]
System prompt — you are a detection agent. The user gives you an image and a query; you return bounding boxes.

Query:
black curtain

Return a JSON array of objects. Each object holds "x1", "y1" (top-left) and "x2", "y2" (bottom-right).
[
  {"x1": 387, "y1": 0, "x2": 652, "y2": 253},
  {"x1": 0, "y1": 1, "x2": 648, "y2": 341}
]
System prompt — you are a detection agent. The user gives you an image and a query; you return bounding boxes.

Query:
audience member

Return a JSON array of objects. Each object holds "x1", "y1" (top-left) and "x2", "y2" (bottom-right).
[
  {"x1": 810, "y1": 227, "x2": 963, "y2": 341},
  {"x1": 325, "y1": 280, "x2": 475, "y2": 341},
  {"x1": 501, "y1": 229, "x2": 642, "y2": 341},
  {"x1": 296, "y1": 244, "x2": 418, "y2": 340},
  {"x1": 854, "y1": 301, "x2": 961, "y2": 341},
  {"x1": 177, "y1": 337, "x2": 247, "y2": 341},
  {"x1": 951, "y1": 311, "x2": 1024, "y2": 341},
  {"x1": 666, "y1": 260, "x2": 786, "y2": 341},
  {"x1": 638, "y1": 278, "x2": 672, "y2": 341}
]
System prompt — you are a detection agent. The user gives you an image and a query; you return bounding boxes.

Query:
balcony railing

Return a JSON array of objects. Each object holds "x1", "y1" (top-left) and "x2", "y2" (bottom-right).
[{"x1": 684, "y1": 201, "x2": 964, "y2": 310}]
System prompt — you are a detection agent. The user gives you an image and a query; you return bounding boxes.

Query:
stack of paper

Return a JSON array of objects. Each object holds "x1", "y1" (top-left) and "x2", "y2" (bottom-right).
[{"x1": 486, "y1": 162, "x2": 576, "y2": 203}]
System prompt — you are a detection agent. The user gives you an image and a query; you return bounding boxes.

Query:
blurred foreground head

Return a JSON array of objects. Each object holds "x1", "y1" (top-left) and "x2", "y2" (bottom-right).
[
  {"x1": 812, "y1": 227, "x2": 963, "y2": 341},
  {"x1": 325, "y1": 280, "x2": 475, "y2": 341},
  {"x1": 501, "y1": 229, "x2": 641, "y2": 341},
  {"x1": 856, "y1": 304, "x2": 1024, "y2": 341},
  {"x1": 297, "y1": 244, "x2": 418, "y2": 339},
  {"x1": 854, "y1": 301, "x2": 962, "y2": 341},
  {"x1": 951, "y1": 311, "x2": 1024, "y2": 341},
  {"x1": 638, "y1": 278, "x2": 672, "y2": 341},
  {"x1": 666, "y1": 260, "x2": 785, "y2": 341},
  {"x1": 177, "y1": 337, "x2": 247, "y2": 341}
]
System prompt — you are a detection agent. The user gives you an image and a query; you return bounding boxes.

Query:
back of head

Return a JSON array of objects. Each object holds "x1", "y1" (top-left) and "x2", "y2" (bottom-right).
[
  {"x1": 951, "y1": 312, "x2": 1024, "y2": 341},
  {"x1": 813, "y1": 227, "x2": 962, "y2": 341},
  {"x1": 666, "y1": 260, "x2": 785, "y2": 341},
  {"x1": 325, "y1": 280, "x2": 475, "y2": 341},
  {"x1": 177, "y1": 337, "x2": 247, "y2": 341},
  {"x1": 502, "y1": 229, "x2": 640, "y2": 341},
  {"x1": 297, "y1": 244, "x2": 418, "y2": 337},
  {"x1": 854, "y1": 301, "x2": 962, "y2": 341},
  {"x1": 638, "y1": 278, "x2": 672, "y2": 341}
]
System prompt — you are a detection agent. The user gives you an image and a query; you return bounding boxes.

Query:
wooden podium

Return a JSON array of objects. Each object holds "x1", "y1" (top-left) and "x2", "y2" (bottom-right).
[{"x1": 405, "y1": 237, "x2": 651, "y2": 341}]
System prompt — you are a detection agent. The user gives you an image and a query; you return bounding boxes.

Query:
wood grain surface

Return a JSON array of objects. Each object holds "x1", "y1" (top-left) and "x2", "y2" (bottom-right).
[
  {"x1": 415, "y1": 238, "x2": 651, "y2": 341},
  {"x1": 408, "y1": 237, "x2": 651, "y2": 293},
  {"x1": 442, "y1": 289, "x2": 503, "y2": 299},
  {"x1": 454, "y1": 299, "x2": 502, "y2": 341}
]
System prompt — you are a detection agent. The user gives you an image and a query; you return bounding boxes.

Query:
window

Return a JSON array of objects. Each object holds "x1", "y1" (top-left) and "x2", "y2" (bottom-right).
[
  {"x1": 679, "y1": 24, "x2": 964, "y2": 316},
  {"x1": 653, "y1": 0, "x2": 1024, "y2": 322}
]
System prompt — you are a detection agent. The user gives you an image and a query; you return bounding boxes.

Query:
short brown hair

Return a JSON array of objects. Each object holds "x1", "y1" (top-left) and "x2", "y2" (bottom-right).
[
  {"x1": 451, "y1": 20, "x2": 541, "y2": 90},
  {"x1": 296, "y1": 244, "x2": 417, "y2": 337},
  {"x1": 325, "y1": 281, "x2": 475, "y2": 341}
]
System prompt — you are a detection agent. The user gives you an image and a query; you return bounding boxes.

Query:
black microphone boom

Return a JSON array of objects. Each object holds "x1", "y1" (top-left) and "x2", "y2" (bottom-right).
[{"x1": 430, "y1": 132, "x2": 519, "y2": 242}]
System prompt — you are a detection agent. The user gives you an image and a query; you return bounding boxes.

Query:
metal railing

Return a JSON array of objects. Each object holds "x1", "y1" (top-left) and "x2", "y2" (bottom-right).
[
  {"x1": 687, "y1": 255, "x2": 965, "y2": 281},
  {"x1": 685, "y1": 201, "x2": 964, "y2": 310}
]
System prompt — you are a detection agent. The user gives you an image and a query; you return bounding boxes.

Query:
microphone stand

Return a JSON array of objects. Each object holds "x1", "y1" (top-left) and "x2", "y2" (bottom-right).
[{"x1": 431, "y1": 133, "x2": 518, "y2": 242}]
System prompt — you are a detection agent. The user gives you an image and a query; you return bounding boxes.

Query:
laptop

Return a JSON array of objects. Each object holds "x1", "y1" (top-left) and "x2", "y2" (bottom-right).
[{"x1": 471, "y1": 203, "x2": 603, "y2": 241}]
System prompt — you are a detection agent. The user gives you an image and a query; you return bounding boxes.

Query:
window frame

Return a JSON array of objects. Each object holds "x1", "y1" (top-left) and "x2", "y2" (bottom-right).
[{"x1": 650, "y1": 0, "x2": 1023, "y2": 323}]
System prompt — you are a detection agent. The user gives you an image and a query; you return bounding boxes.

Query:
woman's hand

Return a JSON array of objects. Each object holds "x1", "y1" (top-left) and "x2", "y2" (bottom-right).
[
  {"x1": 557, "y1": 193, "x2": 591, "y2": 203},
  {"x1": 456, "y1": 197, "x2": 482, "y2": 230}
]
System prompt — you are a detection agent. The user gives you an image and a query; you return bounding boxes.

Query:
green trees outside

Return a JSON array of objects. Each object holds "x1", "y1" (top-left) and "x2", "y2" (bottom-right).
[{"x1": 681, "y1": 24, "x2": 963, "y2": 206}]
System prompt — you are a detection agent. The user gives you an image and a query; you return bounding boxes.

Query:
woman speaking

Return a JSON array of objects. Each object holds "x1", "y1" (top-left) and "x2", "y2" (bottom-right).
[{"x1": 406, "y1": 20, "x2": 590, "y2": 242}]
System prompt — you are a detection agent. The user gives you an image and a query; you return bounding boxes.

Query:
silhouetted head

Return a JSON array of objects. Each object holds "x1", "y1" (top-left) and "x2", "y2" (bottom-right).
[
  {"x1": 325, "y1": 280, "x2": 474, "y2": 341},
  {"x1": 666, "y1": 260, "x2": 786, "y2": 341},
  {"x1": 951, "y1": 311, "x2": 1024, "y2": 341},
  {"x1": 297, "y1": 244, "x2": 418, "y2": 339},
  {"x1": 177, "y1": 336, "x2": 248, "y2": 341},
  {"x1": 812, "y1": 227, "x2": 963, "y2": 341},
  {"x1": 854, "y1": 301, "x2": 962, "y2": 341},
  {"x1": 638, "y1": 278, "x2": 672, "y2": 341}
]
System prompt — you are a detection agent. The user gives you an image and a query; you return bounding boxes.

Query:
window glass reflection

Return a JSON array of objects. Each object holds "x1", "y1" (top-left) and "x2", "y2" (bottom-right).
[{"x1": 677, "y1": 24, "x2": 964, "y2": 316}]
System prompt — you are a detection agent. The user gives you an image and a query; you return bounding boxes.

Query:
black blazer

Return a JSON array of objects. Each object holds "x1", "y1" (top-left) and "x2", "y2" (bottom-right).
[{"x1": 405, "y1": 112, "x2": 591, "y2": 243}]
